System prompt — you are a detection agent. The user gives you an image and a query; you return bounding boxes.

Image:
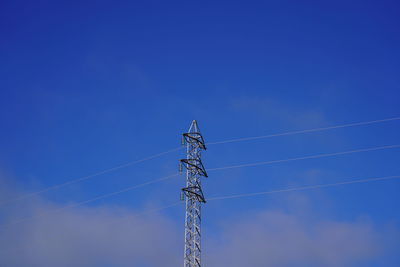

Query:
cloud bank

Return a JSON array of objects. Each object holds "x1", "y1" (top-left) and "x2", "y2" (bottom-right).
[
  {"x1": 1, "y1": 203, "x2": 181, "y2": 267},
  {"x1": 1, "y1": 175, "x2": 398, "y2": 267},
  {"x1": 206, "y1": 210, "x2": 392, "y2": 267}
]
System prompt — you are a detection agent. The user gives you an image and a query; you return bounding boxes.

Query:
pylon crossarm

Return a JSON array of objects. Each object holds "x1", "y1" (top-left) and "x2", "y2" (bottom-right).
[
  {"x1": 183, "y1": 133, "x2": 206, "y2": 149},
  {"x1": 182, "y1": 186, "x2": 206, "y2": 203},
  {"x1": 180, "y1": 159, "x2": 208, "y2": 177}
]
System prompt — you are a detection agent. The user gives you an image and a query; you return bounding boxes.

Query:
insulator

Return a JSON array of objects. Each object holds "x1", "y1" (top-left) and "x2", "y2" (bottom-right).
[
  {"x1": 181, "y1": 135, "x2": 185, "y2": 145},
  {"x1": 179, "y1": 162, "x2": 183, "y2": 174},
  {"x1": 180, "y1": 191, "x2": 184, "y2": 201}
]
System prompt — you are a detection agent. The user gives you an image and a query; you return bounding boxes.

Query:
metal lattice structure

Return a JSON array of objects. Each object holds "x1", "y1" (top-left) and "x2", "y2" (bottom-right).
[{"x1": 180, "y1": 120, "x2": 207, "y2": 267}]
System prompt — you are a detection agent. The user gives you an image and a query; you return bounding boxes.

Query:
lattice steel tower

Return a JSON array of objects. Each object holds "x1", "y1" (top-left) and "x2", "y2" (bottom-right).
[{"x1": 180, "y1": 120, "x2": 207, "y2": 267}]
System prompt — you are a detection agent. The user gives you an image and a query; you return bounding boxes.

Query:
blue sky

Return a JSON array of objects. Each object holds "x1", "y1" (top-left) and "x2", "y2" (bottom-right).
[{"x1": 0, "y1": 0, "x2": 399, "y2": 266}]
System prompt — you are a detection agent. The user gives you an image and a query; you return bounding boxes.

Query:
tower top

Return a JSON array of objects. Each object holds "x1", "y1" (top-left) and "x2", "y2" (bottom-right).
[{"x1": 188, "y1": 120, "x2": 201, "y2": 133}]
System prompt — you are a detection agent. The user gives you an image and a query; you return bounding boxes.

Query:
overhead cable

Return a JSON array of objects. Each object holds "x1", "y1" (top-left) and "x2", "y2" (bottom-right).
[
  {"x1": 3, "y1": 143, "x2": 400, "y2": 227},
  {"x1": 3, "y1": 116, "x2": 398, "y2": 205},
  {"x1": 208, "y1": 175, "x2": 400, "y2": 201},
  {"x1": 0, "y1": 173, "x2": 180, "y2": 228},
  {"x1": 208, "y1": 116, "x2": 400, "y2": 145},
  {"x1": 208, "y1": 144, "x2": 400, "y2": 171},
  {"x1": 0, "y1": 147, "x2": 182, "y2": 206}
]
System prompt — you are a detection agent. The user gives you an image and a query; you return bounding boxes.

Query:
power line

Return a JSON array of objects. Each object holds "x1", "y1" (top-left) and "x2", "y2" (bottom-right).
[
  {"x1": 140, "y1": 201, "x2": 183, "y2": 214},
  {"x1": 4, "y1": 173, "x2": 399, "y2": 230},
  {"x1": 208, "y1": 144, "x2": 400, "y2": 171},
  {"x1": 3, "y1": 116, "x2": 398, "y2": 206},
  {"x1": 0, "y1": 201, "x2": 184, "y2": 256},
  {"x1": 2, "y1": 172, "x2": 397, "y2": 256},
  {"x1": 0, "y1": 201, "x2": 183, "y2": 255},
  {"x1": 208, "y1": 116, "x2": 400, "y2": 145},
  {"x1": 3, "y1": 143, "x2": 399, "y2": 227},
  {"x1": 0, "y1": 173, "x2": 180, "y2": 228},
  {"x1": 208, "y1": 175, "x2": 400, "y2": 201},
  {"x1": 0, "y1": 147, "x2": 182, "y2": 206}
]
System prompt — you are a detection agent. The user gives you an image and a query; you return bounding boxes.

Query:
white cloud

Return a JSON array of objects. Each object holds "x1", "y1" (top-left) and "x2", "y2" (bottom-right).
[
  {"x1": 206, "y1": 210, "x2": 385, "y2": 267},
  {"x1": 1, "y1": 175, "x2": 398, "y2": 267},
  {"x1": 1, "y1": 202, "x2": 181, "y2": 267}
]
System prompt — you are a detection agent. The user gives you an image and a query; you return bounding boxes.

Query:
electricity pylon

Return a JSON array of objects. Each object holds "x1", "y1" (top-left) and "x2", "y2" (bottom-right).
[{"x1": 180, "y1": 120, "x2": 207, "y2": 267}]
